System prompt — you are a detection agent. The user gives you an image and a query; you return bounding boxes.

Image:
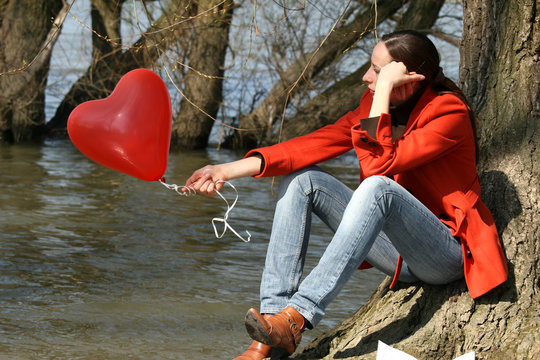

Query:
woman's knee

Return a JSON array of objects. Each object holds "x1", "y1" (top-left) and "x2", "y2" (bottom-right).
[
  {"x1": 354, "y1": 176, "x2": 392, "y2": 197},
  {"x1": 279, "y1": 166, "x2": 326, "y2": 196}
]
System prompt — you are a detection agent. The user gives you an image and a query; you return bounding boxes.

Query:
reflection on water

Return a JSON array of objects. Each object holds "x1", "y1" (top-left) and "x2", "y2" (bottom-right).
[{"x1": 0, "y1": 140, "x2": 385, "y2": 359}]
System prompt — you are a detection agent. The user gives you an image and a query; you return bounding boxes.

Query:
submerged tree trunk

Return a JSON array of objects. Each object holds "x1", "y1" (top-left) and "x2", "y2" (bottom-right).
[
  {"x1": 170, "y1": 0, "x2": 234, "y2": 150},
  {"x1": 0, "y1": 0, "x2": 66, "y2": 142},
  {"x1": 46, "y1": 0, "x2": 189, "y2": 136},
  {"x1": 293, "y1": 0, "x2": 539, "y2": 359}
]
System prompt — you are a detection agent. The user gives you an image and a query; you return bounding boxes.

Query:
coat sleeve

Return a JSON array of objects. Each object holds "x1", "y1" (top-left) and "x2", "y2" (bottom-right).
[
  {"x1": 245, "y1": 92, "x2": 373, "y2": 178},
  {"x1": 352, "y1": 94, "x2": 474, "y2": 178}
]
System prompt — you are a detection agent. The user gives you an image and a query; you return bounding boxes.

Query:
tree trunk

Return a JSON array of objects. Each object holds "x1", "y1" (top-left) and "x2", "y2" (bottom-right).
[
  {"x1": 460, "y1": 0, "x2": 539, "y2": 356},
  {"x1": 90, "y1": 0, "x2": 124, "y2": 61},
  {"x1": 279, "y1": 0, "x2": 445, "y2": 143},
  {"x1": 277, "y1": 63, "x2": 369, "y2": 144},
  {"x1": 293, "y1": 1, "x2": 539, "y2": 359},
  {"x1": 170, "y1": 0, "x2": 234, "y2": 150},
  {"x1": 46, "y1": 0, "x2": 189, "y2": 136},
  {"x1": 0, "y1": 0, "x2": 66, "y2": 142},
  {"x1": 224, "y1": 0, "x2": 409, "y2": 149}
]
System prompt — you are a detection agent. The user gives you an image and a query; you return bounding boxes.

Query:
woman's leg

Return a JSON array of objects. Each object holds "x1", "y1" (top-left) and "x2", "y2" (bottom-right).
[
  {"x1": 259, "y1": 166, "x2": 353, "y2": 316},
  {"x1": 288, "y1": 176, "x2": 463, "y2": 327}
]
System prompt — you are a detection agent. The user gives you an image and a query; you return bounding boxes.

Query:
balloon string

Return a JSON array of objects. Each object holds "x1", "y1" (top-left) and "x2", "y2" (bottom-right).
[{"x1": 158, "y1": 178, "x2": 251, "y2": 243}]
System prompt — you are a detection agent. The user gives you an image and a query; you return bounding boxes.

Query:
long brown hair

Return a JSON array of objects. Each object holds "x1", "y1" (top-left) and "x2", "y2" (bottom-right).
[{"x1": 382, "y1": 30, "x2": 479, "y2": 160}]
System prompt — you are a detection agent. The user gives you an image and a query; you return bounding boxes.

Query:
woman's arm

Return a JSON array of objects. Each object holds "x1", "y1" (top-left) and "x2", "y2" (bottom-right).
[
  {"x1": 184, "y1": 155, "x2": 263, "y2": 196},
  {"x1": 354, "y1": 93, "x2": 474, "y2": 178}
]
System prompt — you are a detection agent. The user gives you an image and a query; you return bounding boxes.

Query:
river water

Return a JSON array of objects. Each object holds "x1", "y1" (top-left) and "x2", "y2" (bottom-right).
[{"x1": 0, "y1": 141, "x2": 385, "y2": 359}]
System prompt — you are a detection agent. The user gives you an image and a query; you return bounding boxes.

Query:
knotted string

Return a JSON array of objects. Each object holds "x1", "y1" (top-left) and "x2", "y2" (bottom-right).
[{"x1": 159, "y1": 178, "x2": 251, "y2": 242}]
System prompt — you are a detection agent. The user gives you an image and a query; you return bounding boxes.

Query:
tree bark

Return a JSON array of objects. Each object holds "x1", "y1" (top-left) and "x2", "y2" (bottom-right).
[
  {"x1": 170, "y1": 0, "x2": 234, "y2": 150},
  {"x1": 0, "y1": 0, "x2": 66, "y2": 142},
  {"x1": 460, "y1": 0, "x2": 539, "y2": 355},
  {"x1": 224, "y1": 0, "x2": 409, "y2": 149},
  {"x1": 293, "y1": 0, "x2": 539, "y2": 359}
]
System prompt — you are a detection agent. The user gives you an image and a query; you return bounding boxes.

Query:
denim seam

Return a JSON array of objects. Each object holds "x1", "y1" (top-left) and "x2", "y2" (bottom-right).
[
  {"x1": 286, "y1": 197, "x2": 310, "y2": 299},
  {"x1": 312, "y1": 185, "x2": 350, "y2": 210},
  {"x1": 381, "y1": 189, "x2": 451, "y2": 236}
]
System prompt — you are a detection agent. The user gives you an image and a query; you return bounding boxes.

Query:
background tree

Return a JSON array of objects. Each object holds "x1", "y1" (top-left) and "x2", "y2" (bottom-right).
[
  {"x1": 46, "y1": 0, "x2": 235, "y2": 150},
  {"x1": 0, "y1": 0, "x2": 67, "y2": 142},
  {"x1": 292, "y1": 0, "x2": 539, "y2": 359},
  {"x1": 222, "y1": 0, "x2": 410, "y2": 149},
  {"x1": 279, "y1": 0, "x2": 446, "y2": 143},
  {"x1": 46, "y1": 0, "x2": 190, "y2": 136},
  {"x1": 0, "y1": 0, "x2": 461, "y2": 149},
  {"x1": 169, "y1": 0, "x2": 234, "y2": 150}
]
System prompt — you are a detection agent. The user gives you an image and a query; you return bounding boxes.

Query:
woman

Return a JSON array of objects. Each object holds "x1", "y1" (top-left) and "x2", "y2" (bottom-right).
[{"x1": 184, "y1": 30, "x2": 508, "y2": 359}]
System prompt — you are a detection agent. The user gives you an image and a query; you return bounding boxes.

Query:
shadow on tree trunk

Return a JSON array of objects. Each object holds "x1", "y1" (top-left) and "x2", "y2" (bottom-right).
[{"x1": 479, "y1": 170, "x2": 522, "y2": 236}]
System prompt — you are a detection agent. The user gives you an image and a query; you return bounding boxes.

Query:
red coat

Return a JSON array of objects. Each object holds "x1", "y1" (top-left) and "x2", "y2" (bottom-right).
[{"x1": 246, "y1": 87, "x2": 508, "y2": 299}]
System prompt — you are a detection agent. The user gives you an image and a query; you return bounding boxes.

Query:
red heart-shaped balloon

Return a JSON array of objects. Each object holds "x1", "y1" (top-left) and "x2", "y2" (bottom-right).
[{"x1": 68, "y1": 69, "x2": 172, "y2": 181}]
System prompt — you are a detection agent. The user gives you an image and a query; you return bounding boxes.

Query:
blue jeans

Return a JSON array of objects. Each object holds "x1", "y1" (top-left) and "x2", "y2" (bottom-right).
[{"x1": 260, "y1": 166, "x2": 463, "y2": 327}]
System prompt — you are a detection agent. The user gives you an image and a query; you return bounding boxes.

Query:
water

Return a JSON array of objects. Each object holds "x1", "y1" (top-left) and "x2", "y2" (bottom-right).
[{"x1": 0, "y1": 141, "x2": 385, "y2": 359}]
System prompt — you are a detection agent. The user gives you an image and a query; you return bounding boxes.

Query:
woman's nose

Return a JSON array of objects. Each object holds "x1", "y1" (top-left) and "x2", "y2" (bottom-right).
[{"x1": 362, "y1": 70, "x2": 372, "y2": 84}]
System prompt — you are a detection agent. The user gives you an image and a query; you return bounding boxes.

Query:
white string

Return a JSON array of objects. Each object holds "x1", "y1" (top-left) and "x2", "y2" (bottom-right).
[
  {"x1": 159, "y1": 178, "x2": 251, "y2": 242},
  {"x1": 159, "y1": 178, "x2": 197, "y2": 196}
]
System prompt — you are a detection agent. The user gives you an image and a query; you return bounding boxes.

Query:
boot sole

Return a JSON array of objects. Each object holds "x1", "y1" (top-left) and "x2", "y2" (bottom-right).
[{"x1": 245, "y1": 310, "x2": 274, "y2": 346}]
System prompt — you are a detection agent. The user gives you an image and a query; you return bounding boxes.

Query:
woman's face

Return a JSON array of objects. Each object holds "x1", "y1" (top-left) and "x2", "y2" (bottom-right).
[
  {"x1": 362, "y1": 42, "x2": 393, "y2": 93},
  {"x1": 362, "y1": 41, "x2": 421, "y2": 104}
]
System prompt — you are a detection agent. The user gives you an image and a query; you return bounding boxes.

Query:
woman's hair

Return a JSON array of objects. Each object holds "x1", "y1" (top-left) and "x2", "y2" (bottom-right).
[{"x1": 381, "y1": 30, "x2": 479, "y2": 160}]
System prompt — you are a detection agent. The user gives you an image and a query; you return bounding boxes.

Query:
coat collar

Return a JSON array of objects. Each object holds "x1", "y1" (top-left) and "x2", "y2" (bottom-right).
[{"x1": 403, "y1": 86, "x2": 438, "y2": 136}]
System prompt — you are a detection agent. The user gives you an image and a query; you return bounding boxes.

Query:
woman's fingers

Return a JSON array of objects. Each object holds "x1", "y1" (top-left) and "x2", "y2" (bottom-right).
[
  {"x1": 380, "y1": 62, "x2": 425, "y2": 88},
  {"x1": 394, "y1": 71, "x2": 425, "y2": 88},
  {"x1": 186, "y1": 178, "x2": 215, "y2": 196},
  {"x1": 197, "y1": 178, "x2": 226, "y2": 197},
  {"x1": 199, "y1": 179, "x2": 215, "y2": 195},
  {"x1": 185, "y1": 166, "x2": 210, "y2": 187},
  {"x1": 183, "y1": 165, "x2": 228, "y2": 197},
  {"x1": 408, "y1": 72, "x2": 426, "y2": 82},
  {"x1": 391, "y1": 83, "x2": 409, "y2": 102}
]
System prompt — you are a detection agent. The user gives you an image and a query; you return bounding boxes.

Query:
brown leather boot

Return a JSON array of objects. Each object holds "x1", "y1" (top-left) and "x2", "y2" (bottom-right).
[
  {"x1": 233, "y1": 340, "x2": 272, "y2": 360},
  {"x1": 244, "y1": 307, "x2": 305, "y2": 355}
]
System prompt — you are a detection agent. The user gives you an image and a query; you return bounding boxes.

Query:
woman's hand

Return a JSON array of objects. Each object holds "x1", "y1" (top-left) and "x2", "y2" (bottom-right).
[
  {"x1": 379, "y1": 61, "x2": 424, "y2": 87},
  {"x1": 184, "y1": 164, "x2": 227, "y2": 196},
  {"x1": 183, "y1": 155, "x2": 263, "y2": 197},
  {"x1": 369, "y1": 61, "x2": 425, "y2": 117},
  {"x1": 379, "y1": 61, "x2": 425, "y2": 102}
]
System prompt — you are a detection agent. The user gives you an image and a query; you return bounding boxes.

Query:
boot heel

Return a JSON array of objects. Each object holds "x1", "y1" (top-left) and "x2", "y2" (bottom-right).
[
  {"x1": 244, "y1": 307, "x2": 305, "y2": 355},
  {"x1": 245, "y1": 309, "x2": 274, "y2": 346}
]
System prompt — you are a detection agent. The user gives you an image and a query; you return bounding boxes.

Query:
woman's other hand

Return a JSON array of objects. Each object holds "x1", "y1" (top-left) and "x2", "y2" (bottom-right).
[
  {"x1": 184, "y1": 164, "x2": 227, "y2": 196},
  {"x1": 368, "y1": 61, "x2": 425, "y2": 117},
  {"x1": 183, "y1": 155, "x2": 263, "y2": 197},
  {"x1": 379, "y1": 61, "x2": 425, "y2": 103}
]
